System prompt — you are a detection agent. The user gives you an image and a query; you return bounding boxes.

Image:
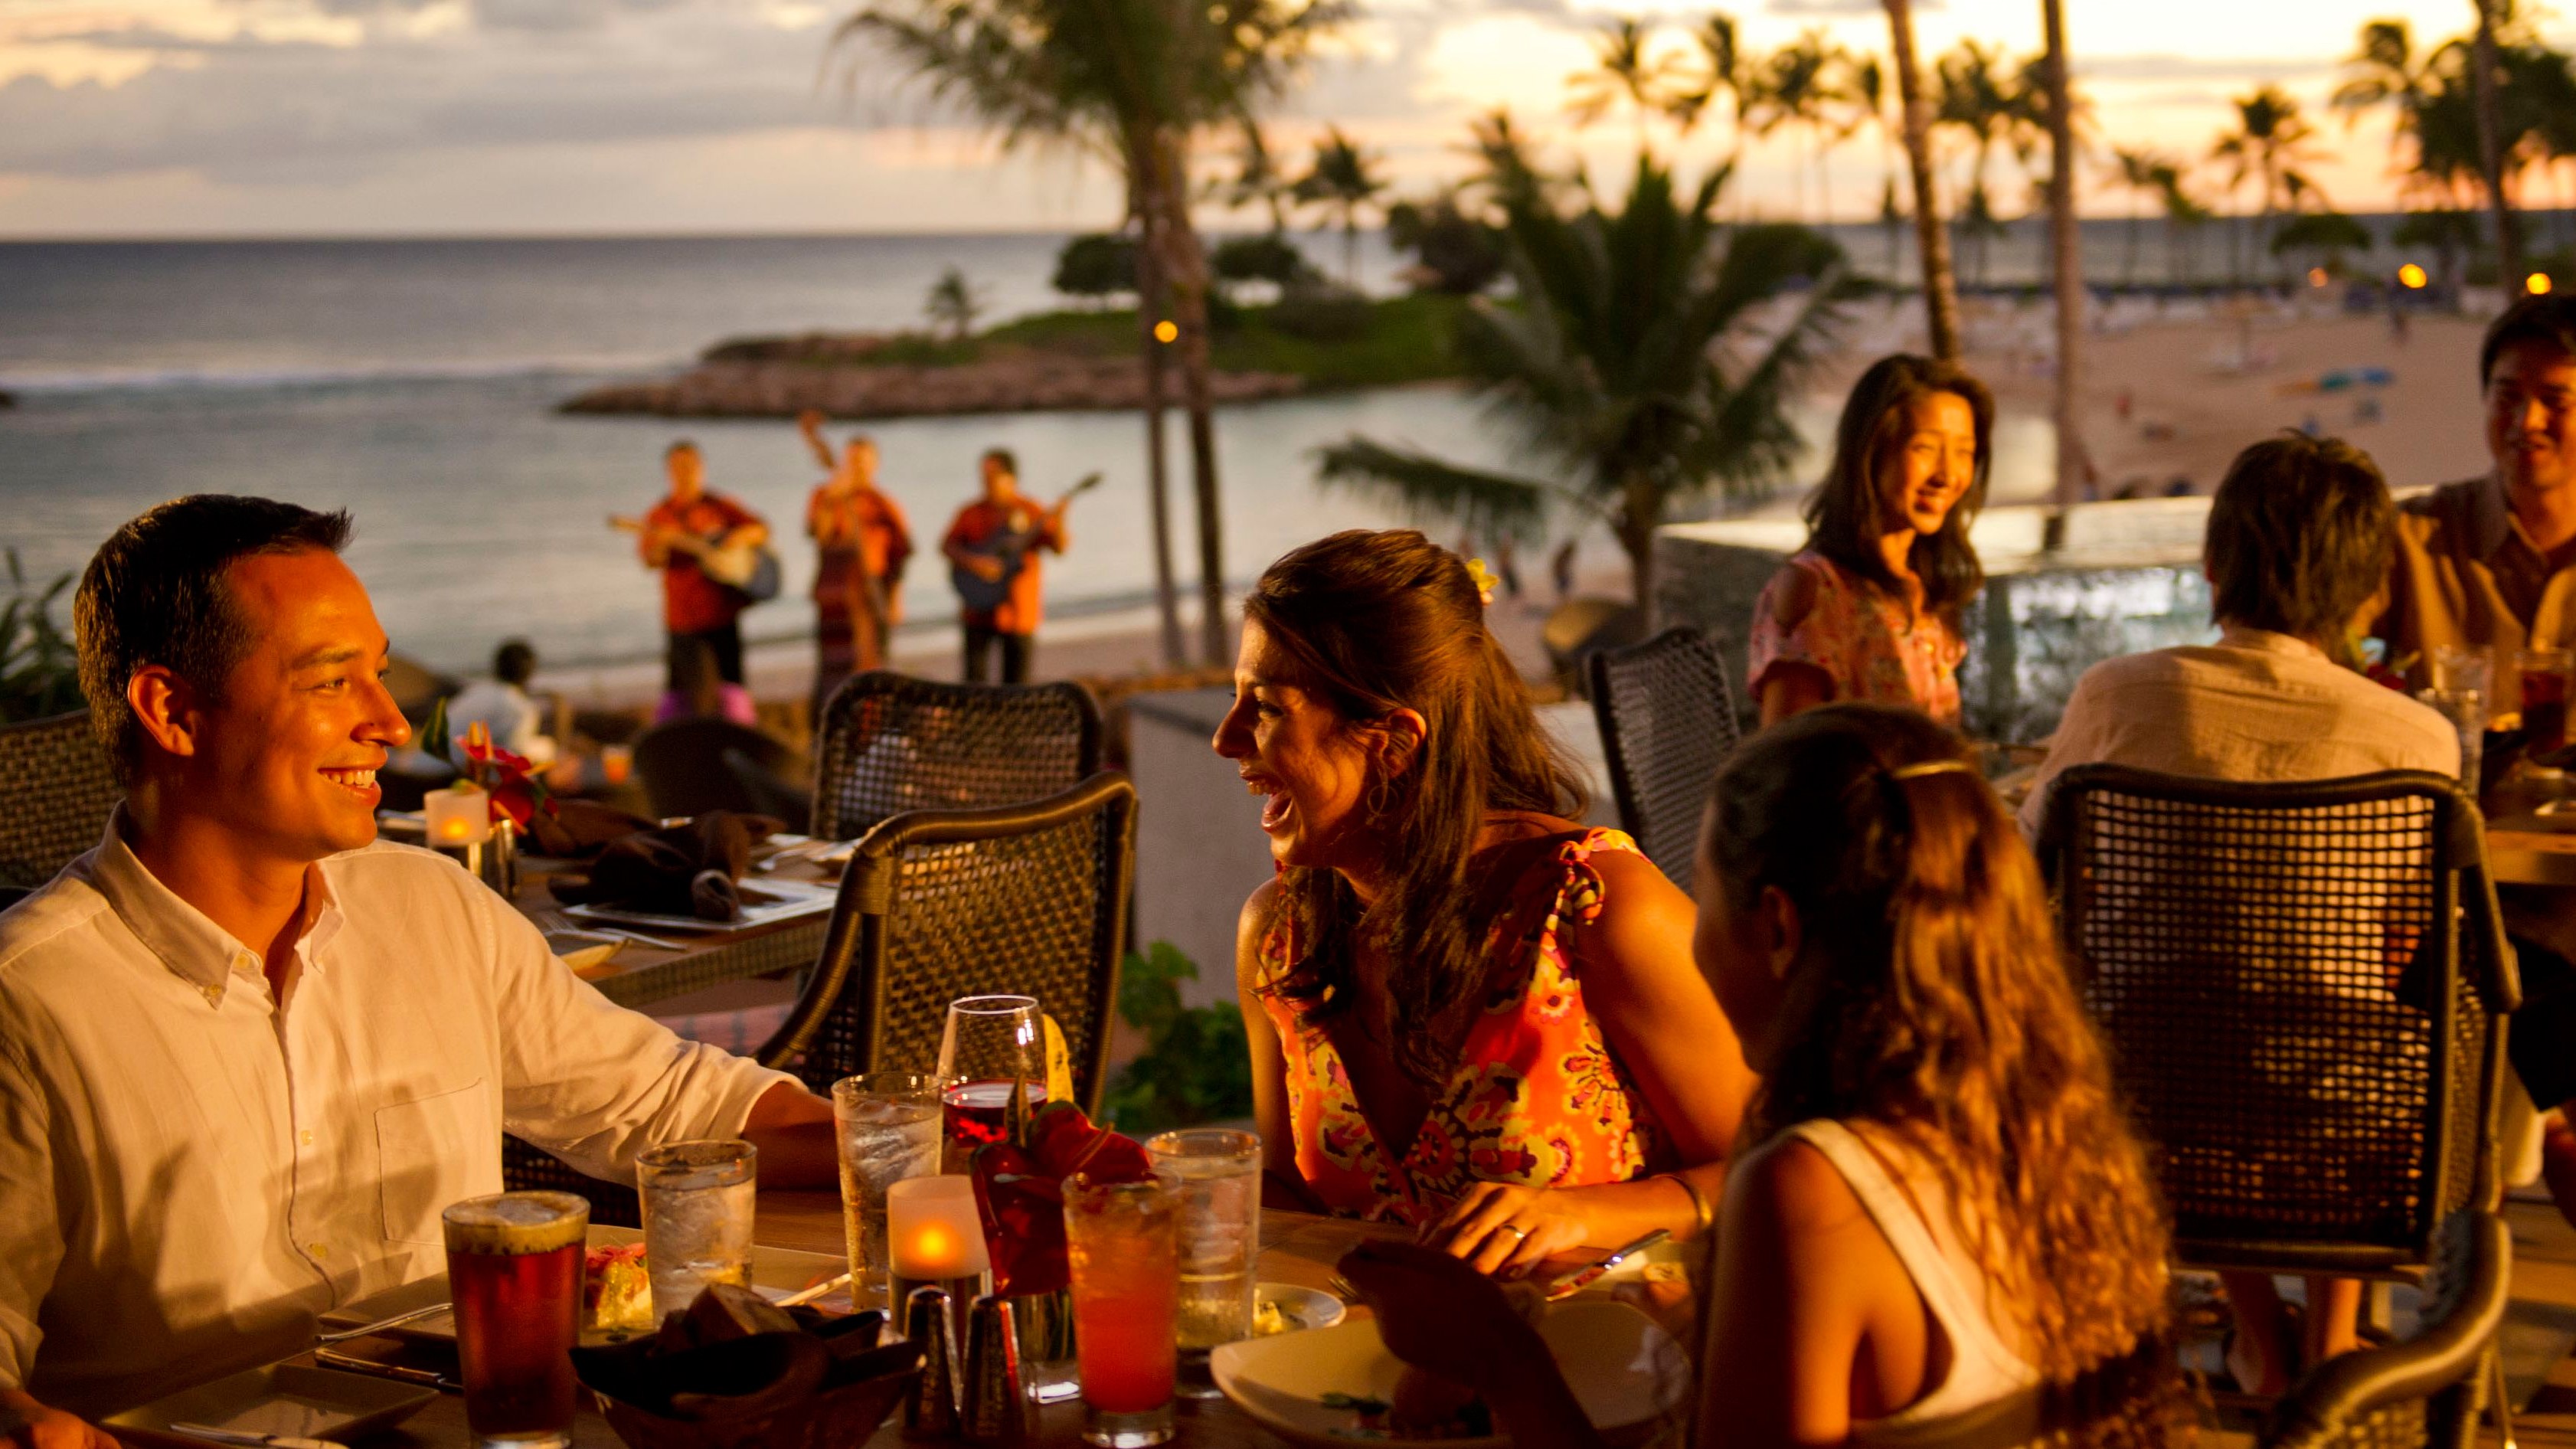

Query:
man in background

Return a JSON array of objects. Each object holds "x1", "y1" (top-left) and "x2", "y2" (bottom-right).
[
  {"x1": 943, "y1": 448, "x2": 1067, "y2": 685},
  {"x1": 626, "y1": 440, "x2": 767, "y2": 702},
  {"x1": 799, "y1": 411, "x2": 913, "y2": 716}
]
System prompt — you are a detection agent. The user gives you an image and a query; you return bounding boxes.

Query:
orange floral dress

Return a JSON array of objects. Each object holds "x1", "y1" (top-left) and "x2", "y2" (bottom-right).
[{"x1": 1256, "y1": 828, "x2": 1673, "y2": 1225}]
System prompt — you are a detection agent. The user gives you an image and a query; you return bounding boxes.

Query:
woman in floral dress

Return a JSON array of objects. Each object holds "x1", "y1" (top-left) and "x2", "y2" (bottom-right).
[
  {"x1": 1215, "y1": 529, "x2": 1753, "y2": 1273},
  {"x1": 1748, "y1": 355, "x2": 1994, "y2": 728}
]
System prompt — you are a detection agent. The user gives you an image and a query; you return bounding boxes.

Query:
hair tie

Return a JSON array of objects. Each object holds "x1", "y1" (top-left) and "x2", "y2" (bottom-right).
[{"x1": 1888, "y1": 758, "x2": 1977, "y2": 782}]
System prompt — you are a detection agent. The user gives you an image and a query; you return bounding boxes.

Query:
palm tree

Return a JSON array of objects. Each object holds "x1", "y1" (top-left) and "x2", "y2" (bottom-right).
[
  {"x1": 2107, "y1": 146, "x2": 2170, "y2": 286},
  {"x1": 1745, "y1": 29, "x2": 1852, "y2": 219},
  {"x1": 1225, "y1": 123, "x2": 1296, "y2": 234},
  {"x1": 2332, "y1": 18, "x2": 2436, "y2": 202},
  {"x1": 2210, "y1": 84, "x2": 2324, "y2": 284},
  {"x1": 1568, "y1": 16, "x2": 1695, "y2": 146},
  {"x1": 1296, "y1": 126, "x2": 1388, "y2": 285},
  {"x1": 2039, "y1": 0, "x2": 2082, "y2": 517},
  {"x1": 1674, "y1": 13, "x2": 1750, "y2": 144},
  {"x1": 842, "y1": 0, "x2": 1348, "y2": 668},
  {"x1": 1881, "y1": 0, "x2": 1960, "y2": 358},
  {"x1": 2470, "y1": 0, "x2": 2522, "y2": 283},
  {"x1": 2155, "y1": 162, "x2": 2212, "y2": 286},
  {"x1": 925, "y1": 267, "x2": 986, "y2": 340},
  {"x1": 1935, "y1": 40, "x2": 2020, "y2": 285},
  {"x1": 1850, "y1": 54, "x2": 1904, "y2": 280},
  {"x1": 1313, "y1": 152, "x2": 1856, "y2": 603}
]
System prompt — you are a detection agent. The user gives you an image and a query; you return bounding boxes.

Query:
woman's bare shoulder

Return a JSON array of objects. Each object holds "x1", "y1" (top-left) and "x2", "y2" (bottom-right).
[
  {"x1": 1761, "y1": 558, "x2": 1823, "y2": 630},
  {"x1": 1235, "y1": 877, "x2": 1286, "y2": 988}
]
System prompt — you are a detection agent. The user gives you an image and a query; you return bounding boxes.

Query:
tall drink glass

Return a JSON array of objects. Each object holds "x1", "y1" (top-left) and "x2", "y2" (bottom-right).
[
  {"x1": 1064, "y1": 1173, "x2": 1179, "y2": 1447},
  {"x1": 937, "y1": 995, "x2": 1048, "y2": 1171},
  {"x1": 2521, "y1": 647, "x2": 2574, "y2": 754},
  {"x1": 442, "y1": 1191, "x2": 589, "y2": 1449},
  {"x1": 1144, "y1": 1128, "x2": 1260, "y2": 1397},
  {"x1": 832, "y1": 1072, "x2": 945, "y2": 1313},
  {"x1": 637, "y1": 1139, "x2": 757, "y2": 1318}
]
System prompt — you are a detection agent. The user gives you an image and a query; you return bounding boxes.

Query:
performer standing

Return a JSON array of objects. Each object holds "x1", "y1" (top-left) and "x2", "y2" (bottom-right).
[
  {"x1": 942, "y1": 449, "x2": 1090, "y2": 685},
  {"x1": 615, "y1": 440, "x2": 769, "y2": 700},
  {"x1": 800, "y1": 411, "x2": 913, "y2": 716}
]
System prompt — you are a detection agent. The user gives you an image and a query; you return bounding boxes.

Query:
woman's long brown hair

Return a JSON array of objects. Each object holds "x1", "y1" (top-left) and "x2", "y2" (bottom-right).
[
  {"x1": 1703, "y1": 703, "x2": 2172, "y2": 1395},
  {"x1": 1246, "y1": 529, "x2": 1587, "y2": 1088}
]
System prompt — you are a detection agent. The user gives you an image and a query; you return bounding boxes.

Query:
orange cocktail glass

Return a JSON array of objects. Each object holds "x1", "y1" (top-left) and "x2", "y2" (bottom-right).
[{"x1": 1064, "y1": 1173, "x2": 1179, "y2": 1447}]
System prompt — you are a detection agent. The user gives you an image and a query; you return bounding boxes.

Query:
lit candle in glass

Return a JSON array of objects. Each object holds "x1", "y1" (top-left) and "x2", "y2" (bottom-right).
[
  {"x1": 423, "y1": 786, "x2": 491, "y2": 847},
  {"x1": 888, "y1": 1176, "x2": 991, "y2": 1280}
]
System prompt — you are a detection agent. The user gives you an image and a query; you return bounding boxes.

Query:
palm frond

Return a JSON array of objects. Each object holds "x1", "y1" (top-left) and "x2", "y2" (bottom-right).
[{"x1": 1310, "y1": 439, "x2": 1586, "y2": 541}]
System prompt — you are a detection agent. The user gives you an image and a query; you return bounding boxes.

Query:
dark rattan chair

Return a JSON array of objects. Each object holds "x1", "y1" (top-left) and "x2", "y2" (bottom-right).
[
  {"x1": 2260, "y1": 1210, "x2": 2512, "y2": 1449},
  {"x1": 809, "y1": 672, "x2": 1101, "y2": 843},
  {"x1": 762, "y1": 771, "x2": 1136, "y2": 1113},
  {"x1": 1587, "y1": 627, "x2": 1743, "y2": 885},
  {"x1": 633, "y1": 718, "x2": 807, "y2": 826},
  {"x1": 0, "y1": 710, "x2": 121, "y2": 891},
  {"x1": 501, "y1": 1133, "x2": 646, "y2": 1228}
]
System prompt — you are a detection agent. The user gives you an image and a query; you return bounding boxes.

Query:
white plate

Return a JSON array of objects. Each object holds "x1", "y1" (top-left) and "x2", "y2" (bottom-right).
[
  {"x1": 104, "y1": 1363, "x2": 435, "y2": 1441},
  {"x1": 1212, "y1": 1299, "x2": 1687, "y2": 1447},
  {"x1": 317, "y1": 1226, "x2": 847, "y2": 1344},
  {"x1": 563, "y1": 877, "x2": 839, "y2": 934},
  {"x1": 1257, "y1": 1281, "x2": 1347, "y2": 1335}
]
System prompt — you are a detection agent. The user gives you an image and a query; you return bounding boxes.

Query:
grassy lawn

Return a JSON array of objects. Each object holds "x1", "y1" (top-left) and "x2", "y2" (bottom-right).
[{"x1": 963, "y1": 293, "x2": 1474, "y2": 391}]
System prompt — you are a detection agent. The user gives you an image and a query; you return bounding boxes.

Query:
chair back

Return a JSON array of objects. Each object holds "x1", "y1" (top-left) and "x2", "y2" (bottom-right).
[
  {"x1": 633, "y1": 718, "x2": 799, "y2": 823},
  {"x1": 810, "y1": 673, "x2": 1101, "y2": 842},
  {"x1": 2036, "y1": 766, "x2": 2519, "y2": 1274},
  {"x1": 2259, "y1": 1209, "x2": 2511, "y2": 1449},
  {"x1": 1587, "y1": 627, "x2": 1742, "y2": 885},
  {"x1": 0, "y1": 711, "x2": 121, "y2": 890},
  {"x1": 763, "y1": 772, "x2": 1136, "y2": 1113}
]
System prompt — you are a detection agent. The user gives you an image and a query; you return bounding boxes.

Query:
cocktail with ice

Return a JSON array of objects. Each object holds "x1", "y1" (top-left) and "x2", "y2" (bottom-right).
[
  {"x1": 443, "y1": 1191, "x2": 588, "y2": 1449},
  {"x1": 1065, "y1": 1173, "x2": 1179, "y2": 1447},
  {"x1": 831, "y1": 1072, "x2": 945, "y2": 1313},
  {"x1": 1145, "y1": 1127, "x2": 1260, "y2": 1393}
]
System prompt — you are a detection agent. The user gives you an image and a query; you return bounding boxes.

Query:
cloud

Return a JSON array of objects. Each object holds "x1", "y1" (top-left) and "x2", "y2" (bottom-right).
[
  {"x1": 1767, "y1": 0, "x2": 1940, "y2": 13},
  {"x1": 2074, "y1": 53, "x2": 2336, "y2": 81}
]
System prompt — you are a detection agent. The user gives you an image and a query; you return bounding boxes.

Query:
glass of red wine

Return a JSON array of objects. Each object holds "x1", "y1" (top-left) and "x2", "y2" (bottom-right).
[{"x1": 937, "y1": 993, "x2": 1048, "y2": 1171}]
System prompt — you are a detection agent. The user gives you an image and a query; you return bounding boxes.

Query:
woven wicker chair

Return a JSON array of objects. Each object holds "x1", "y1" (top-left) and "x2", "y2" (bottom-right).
[
  {"x1": 500, "y1": 1133, "x2": 646, "y2": 1228},
  {"x1": 809, "y1": 672, "x2": 1101, "y2": 843},
  {"x1": 0, "y1": 711, "x2": 121, "y2": 891},
  {"x1": 2037, "y1": 766, "x2": 2520, "y2": 1443},
  {"x1": 2259, "y1": 1210, "x2": 2512, "y2": 1449},
  {"x1": 1586, "y1": 627, "x2": 1743, "y2": 885},
  {"x1": 762, "y1": 771, "x2": 1136, "y2": 1113}
]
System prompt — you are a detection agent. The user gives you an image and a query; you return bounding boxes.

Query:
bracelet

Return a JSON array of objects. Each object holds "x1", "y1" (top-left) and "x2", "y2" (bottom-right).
[{"x1": 1659, "y1": 1171, "x2": 1714, "y2": 1236}]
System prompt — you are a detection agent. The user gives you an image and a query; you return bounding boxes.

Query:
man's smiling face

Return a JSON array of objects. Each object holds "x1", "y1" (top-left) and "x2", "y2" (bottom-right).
[{"x1": 181, "y1": 548, "x2": 410, "y2": 864}]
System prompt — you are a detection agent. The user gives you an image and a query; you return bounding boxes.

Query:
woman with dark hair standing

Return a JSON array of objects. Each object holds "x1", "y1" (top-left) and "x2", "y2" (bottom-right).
[
  {"x1": 1217, "y1": 530, "x2": 1753, "y2": 1268},
  {"x1": 1749, "y1": 354, "x2": 1994, "y2": 726},
  {"x1": 1344, "y1": 705, "x2": 2179, "y2": 1446}
]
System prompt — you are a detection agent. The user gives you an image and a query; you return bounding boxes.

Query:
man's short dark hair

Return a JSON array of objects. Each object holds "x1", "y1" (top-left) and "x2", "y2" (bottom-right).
[
  {"x1": 982, "y1": 447, "x2": 1018, "y2": 478},
  {"x1": 666, "y1": 439, "x2": 699, "y2": 459},
  {"x1": 75, "y1": 496, "x2": 354, "y2": 786},
  {"x1": 2205, "y1": 433, "x2": 2393, "y2": 643},
  {"x1": 2480, "y1": 293, "x2": 2576, "y2": 387},
  {"x1": 493, "y1": 639, "x2": 538, "y2": 687}
]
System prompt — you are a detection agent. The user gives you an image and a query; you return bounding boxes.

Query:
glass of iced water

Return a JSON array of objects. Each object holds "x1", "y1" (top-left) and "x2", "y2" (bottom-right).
[
  {"x1": 2421, "y1": 687, "x2": 2486, "y2": 793},
  {"x1": 1144, "y1": 1128, "x2": 1260, "y2": 1398},
  {"x1": 636, "y1": 1139, "x2": 757, "y2": 1319},
  {"x1": 831, "y1": 1071, "x2": 946, "y2": 1313}
]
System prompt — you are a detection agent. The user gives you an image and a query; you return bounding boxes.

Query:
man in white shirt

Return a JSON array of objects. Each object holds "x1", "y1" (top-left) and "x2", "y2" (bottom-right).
[
  {"x1": 446, "y1": 639, "x2": 550, "y2": 763},
  {"x1": 2016, "y1": 433, "x2": 2455, "y2": 1398},
  {"x1": 0, "y1": 496, "x2": 837, "y2": 1440}
]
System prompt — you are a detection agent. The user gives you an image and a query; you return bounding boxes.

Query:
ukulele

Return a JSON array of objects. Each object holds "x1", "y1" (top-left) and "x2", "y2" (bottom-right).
[
  {"x1": 950, "y1": 473, "x2": 1101, "y2": 613},
  {"x1": 610, "y1": 515, "x2": 783, "y2": 603}
]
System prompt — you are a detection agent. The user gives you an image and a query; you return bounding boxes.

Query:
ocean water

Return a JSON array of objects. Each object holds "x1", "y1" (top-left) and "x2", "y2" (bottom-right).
[{"x1": 0, "y1": 231, "x2": 2058, "y2": 676}]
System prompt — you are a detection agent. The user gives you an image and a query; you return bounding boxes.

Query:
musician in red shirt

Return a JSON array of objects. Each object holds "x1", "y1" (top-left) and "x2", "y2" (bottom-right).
[
  {"x1": 943, "y1": 449, "x2": 1067, "y2": 684},
  {"x1": 631, "y1": 440, "x2": 769, "y2": 693}
]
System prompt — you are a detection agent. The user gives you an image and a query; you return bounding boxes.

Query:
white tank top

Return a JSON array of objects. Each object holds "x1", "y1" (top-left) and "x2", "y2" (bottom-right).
[{"x1": 1780, "y1": 1120, "x2": 2042, "y2": 1438}]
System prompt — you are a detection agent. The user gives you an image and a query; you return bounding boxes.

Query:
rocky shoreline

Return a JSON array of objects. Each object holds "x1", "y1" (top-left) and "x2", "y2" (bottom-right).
[{"x1": 557, "y1": 332, "x2": 1305, "y2": 419}]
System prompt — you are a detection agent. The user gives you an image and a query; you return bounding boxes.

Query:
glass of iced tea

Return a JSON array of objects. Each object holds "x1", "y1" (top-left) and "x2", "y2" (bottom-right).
[
  {"x1": 2522, "y1": 647, "x2": 2574, "y2": 754},
  {"x1": 442, "y1": 1191, "x2": 589, "y2": 1449},
  {"x1": 937, "y1": 995, "x2": 1048, "y2": 1171},
  {"x1": 1064, "y1": 1173, "x2": 1179, "y2": 1447}
]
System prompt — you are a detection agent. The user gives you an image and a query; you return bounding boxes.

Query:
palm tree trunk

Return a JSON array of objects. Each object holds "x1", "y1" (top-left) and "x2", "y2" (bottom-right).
[
  {"x1": 2471, "y1": 0, "x2": 2523, "y2": 285},
  {"x1": 1620, "y1": 477, "x2": 1659, "y2": 607},
  {"x1": 1146, "y1": 135, "x2": 1231, "y2": 667},
  {"x1": 2042, "y1": 0, "x2": 2084, "y2": 524},
  {"x1": 1883, "y1": 0, "x2": 1962, "y2": 359},
  {"x1": 1127, "y1": 163, "x2": 1185, "y2": 670}
]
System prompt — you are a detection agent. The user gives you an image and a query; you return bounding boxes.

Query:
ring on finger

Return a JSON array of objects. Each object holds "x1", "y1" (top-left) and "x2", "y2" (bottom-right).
[{"x1": 1499, "y1": 1223, "x2": 1531, "y2": 1241}]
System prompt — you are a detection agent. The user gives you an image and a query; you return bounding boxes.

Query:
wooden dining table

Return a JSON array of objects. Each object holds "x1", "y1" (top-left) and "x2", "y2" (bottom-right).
[{"x1": 293, "y1": 1196, "x2": 1404, "y2": 1449}]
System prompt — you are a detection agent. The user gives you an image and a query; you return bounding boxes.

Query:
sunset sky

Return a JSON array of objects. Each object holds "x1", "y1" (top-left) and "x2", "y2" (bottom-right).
[{"x1": 2, "y1": 0, "x2": 2568, "y2": 238}]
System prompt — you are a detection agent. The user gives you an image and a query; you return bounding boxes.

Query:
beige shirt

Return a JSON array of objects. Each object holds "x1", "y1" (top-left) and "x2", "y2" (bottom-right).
[
  {"x1": 2377, "y1": 473, "x2": 2576, "y2": 713},
  {"x1": 2019, "y1": 627, "x2": 2461, "y2": 838},
  {"x1": 0, "y1": 823, "x2": 797, "y2": 1415}
]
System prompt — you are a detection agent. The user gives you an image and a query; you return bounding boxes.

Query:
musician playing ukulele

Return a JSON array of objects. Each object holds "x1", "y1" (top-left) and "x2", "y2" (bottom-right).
[
  {"x1": 619, "y1": 440, "x2": 770, "y2": 700},
  {"x1": 942, "y1": 447, "x2": 1077, "y2": 685}
]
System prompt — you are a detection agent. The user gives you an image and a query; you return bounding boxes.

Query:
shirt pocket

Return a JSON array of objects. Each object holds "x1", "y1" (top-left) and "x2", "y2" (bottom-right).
[{"x1": 374, "y1": 1078, "x2": 493, "y2": 1247}]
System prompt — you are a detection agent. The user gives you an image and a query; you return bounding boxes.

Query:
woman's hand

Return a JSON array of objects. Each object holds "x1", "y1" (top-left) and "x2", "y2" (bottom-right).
[
  {"x1": 1421, "y1": 1182, "x2": 1591, "y2": 1277},
  {"x1": 1337, "y1": 1241, "x2": 1551, "y2": 1396}
]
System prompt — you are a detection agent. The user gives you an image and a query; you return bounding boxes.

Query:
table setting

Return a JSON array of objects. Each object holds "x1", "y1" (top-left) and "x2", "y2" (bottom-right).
[{"x1": 106, "y1": 991, "x2": 1690, "y2": 1449}]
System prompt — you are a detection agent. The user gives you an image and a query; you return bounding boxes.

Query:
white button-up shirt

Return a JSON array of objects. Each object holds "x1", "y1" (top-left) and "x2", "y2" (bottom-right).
[{"x1": 0, "y1": 822, "x2": 798, "y2": 1415}]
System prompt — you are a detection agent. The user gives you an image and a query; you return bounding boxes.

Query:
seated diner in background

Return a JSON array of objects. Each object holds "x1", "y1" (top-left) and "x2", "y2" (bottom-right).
[
  {"x1": 0, "y1": 496, "x2": 837, "y2": 1435},
  {"x1": 1221, "y1": 530, "x2": 1753, "y2": 1271},
  {"x1": 1343, "y1": 704, "x2": 2179, "y2": 1447},
  {"x1": 1747, "y1": 354, "x2": 1992, "y2": 728},
  {"x1": 2015, "y1": 431, "x2": 2453, "y2": 1395}
]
